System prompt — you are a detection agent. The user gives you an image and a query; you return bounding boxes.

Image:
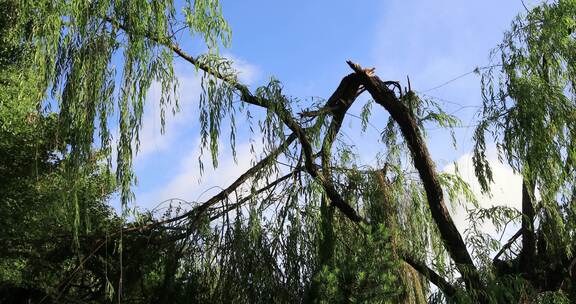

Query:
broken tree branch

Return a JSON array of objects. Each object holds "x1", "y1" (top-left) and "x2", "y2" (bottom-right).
[{"x1": 347, "y1": 60, "x2": 481, "y2": 291}]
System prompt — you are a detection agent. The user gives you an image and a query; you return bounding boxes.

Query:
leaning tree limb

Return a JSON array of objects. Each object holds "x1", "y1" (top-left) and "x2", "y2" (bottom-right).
[
  {"x1": 43, "y1": 133, "x2": 297, "y2": 301},
  {"x1": 148, "y1": 31, "x2": 470, "y2": 293},
  {"x1": 347, "y1": 60, "x2": 482, "y2": 292},
  {"x1": 493, "y1": 227, "x2": 523, "y2": 263}
]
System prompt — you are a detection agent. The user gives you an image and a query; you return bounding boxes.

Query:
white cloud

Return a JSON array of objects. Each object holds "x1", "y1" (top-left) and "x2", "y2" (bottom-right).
[{"x1": 442, "y1": 147, "x2": 522, "y2": 240}]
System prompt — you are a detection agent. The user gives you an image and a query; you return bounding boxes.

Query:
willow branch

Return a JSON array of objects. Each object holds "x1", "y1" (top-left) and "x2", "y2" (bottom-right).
[
  {"x1": 316, "y1": 74, "x2": 366, "y2": 221},
  {"x1": 45, "y1": 133, "x2": 297, "y2": 300},
  {"x1": 109, "y1": 17, "x2": 365, "y2": 223},
  {"x1": 347, "y1": 60, "x2": 481, "y2": 291},
  {"x1": 208, "y1": 169, "x2": 301, "y2": 221}
]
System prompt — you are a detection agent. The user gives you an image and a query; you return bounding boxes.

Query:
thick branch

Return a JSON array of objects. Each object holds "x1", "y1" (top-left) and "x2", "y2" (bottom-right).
[
  {"x1": 347, "y1": 60, "x2": 481, "y2": 290},
  {"x1": 45, "y1": 135, "x2": 297, "y2": 300},
  {"x1": 109, "y1": 17, "x2": 366, "y2": 223},
  {"x1": 320, "y1": 73, "x2": 362, "y2": 158},
  {"x1": 318, "y1": 74, "x2": 364, "y2": 221},
  {"x1": 97, "y1": 132, "x2": 297, "y2": 235},
  {"x1": 109, "y1": 16, "x2": 369, "y2": 222},
  {"x1": 401, "y1": 252, "x2": 457, "y2": 298},
  {"x1": 301, "y1": 73, "x2": 362, "y2": 118}
]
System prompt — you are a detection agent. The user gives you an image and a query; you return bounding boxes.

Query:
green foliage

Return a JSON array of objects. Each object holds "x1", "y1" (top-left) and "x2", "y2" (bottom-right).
[
  {"x1": 438, "y1": 171, "x2": 478, "y2": 210},
  {"x1": 11, "y1": 0, "x2": 233, "y2": 208},
  {"x1": 314, "y1": 224, "x2": 400, "y2": 303},
  {"x1": 197, "y1": 54, "x2": 237, "y2": 169},
  {"x1": 473, "y1": 0, "x2": 576, "y2": 301},
  {"x1": 360, "y1": 99, "x2": 374, "y2": 133},
  {"x1": 0, "y1": 40, "x2": 119, "y2": 302},
  {"x1": 477, "y1": 0, "x2": 576, "y2": 195}
]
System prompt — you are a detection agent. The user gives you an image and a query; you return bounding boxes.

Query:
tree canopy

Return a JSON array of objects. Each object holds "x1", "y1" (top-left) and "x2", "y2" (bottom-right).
[{"x1": 1, "y1": 0, "x2": 576, "y2": 303}]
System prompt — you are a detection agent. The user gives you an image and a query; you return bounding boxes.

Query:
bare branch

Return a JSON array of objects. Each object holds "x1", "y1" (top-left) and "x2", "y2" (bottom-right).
[{"x1": 208, "y1": 169, "x2": 301, "y2": 221}]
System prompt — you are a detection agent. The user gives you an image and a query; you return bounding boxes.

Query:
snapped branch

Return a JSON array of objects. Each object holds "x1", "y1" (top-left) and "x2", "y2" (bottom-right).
[{"x1": 347, "y1": 60, "x2": 481, "y2": 291}]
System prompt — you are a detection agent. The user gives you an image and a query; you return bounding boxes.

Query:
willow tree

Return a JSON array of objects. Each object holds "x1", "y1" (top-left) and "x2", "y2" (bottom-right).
[
  {"x1": 474, "y1": 0, "x2": 576, "y2": 301},
  {"x1": 6, "y1": 0, "x2": 576, "y2": 303}
]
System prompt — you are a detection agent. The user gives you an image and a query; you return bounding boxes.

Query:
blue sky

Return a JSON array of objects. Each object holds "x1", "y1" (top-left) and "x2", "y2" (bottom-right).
[{"x1": 124, "y1": 0, "x2": 528, "y2": 231}]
